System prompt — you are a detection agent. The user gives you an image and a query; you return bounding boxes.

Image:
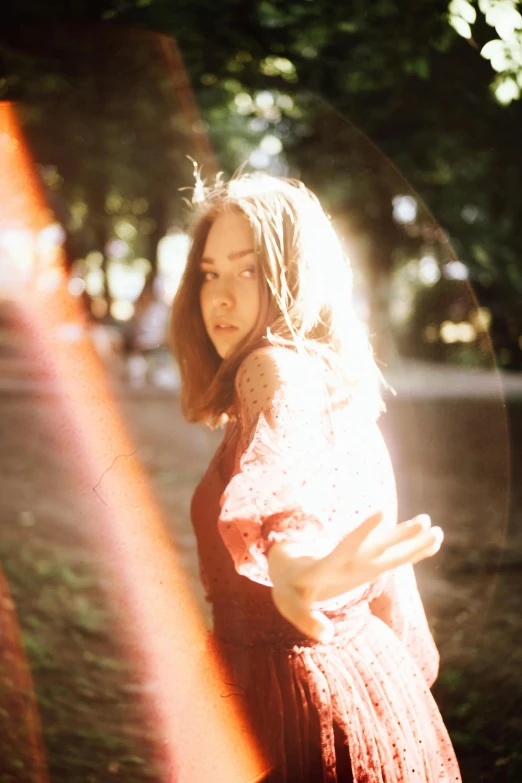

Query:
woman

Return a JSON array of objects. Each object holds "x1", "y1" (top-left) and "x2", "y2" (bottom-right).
[{"x1": 170, "y1": 173, "x2": 461, "y2": 782}]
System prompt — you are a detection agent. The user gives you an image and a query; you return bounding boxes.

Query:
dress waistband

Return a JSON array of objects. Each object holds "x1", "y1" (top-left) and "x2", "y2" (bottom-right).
[{"x1": 212, "y1": 596, "x2": 372, "y2": 648}]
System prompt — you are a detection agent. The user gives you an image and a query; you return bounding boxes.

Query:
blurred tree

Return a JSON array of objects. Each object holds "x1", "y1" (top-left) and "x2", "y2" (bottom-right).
[
  {"x1": 448, "y1": 0, "x2": 522, "y2": 106},
  {"x1": 1, "y1": 21, "x2": 209, "y2": 317},
  {"x1": 113, "y1": 0, "x2": 522, "y2": 364},
  {"x1": 2, "y1": 0, "x2": 521, "y2": 364}
]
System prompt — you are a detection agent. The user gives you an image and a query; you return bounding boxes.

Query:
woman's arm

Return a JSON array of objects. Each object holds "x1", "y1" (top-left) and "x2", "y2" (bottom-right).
[
  {"x1": 267, "y1": 512, "x2": 443, "y2": 643},
  {"x1": 218, "y1": 345, "x2": 334, "y2": 586},
  {"x1": 218, "y1": 346, "x2": 443, "y2": 644}
]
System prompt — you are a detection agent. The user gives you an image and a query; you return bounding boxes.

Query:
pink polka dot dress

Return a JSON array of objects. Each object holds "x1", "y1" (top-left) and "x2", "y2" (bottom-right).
[{"x1": 190, "y1": 346, "x2": 461, "y2": 782}]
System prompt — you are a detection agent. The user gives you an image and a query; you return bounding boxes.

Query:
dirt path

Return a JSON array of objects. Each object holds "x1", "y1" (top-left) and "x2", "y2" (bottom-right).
[{"x1": 1, "y1": 384, "x2": 521, "y2": 782}]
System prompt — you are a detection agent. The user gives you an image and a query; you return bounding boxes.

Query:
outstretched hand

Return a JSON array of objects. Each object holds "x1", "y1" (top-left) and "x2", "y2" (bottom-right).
[{"x1": 268, "y1": 512, "x2": 443, "y2": 643}]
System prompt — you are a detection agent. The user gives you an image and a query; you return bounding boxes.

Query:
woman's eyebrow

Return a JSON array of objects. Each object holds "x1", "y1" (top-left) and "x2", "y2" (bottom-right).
[{"x1": 200, "y1": 248, "x2": 255, "y2": 265}]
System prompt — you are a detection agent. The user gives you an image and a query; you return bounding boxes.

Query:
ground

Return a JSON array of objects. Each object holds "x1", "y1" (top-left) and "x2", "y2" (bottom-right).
[{"x1": 0, "y1": 355, "x2": 521, "y2": 782}]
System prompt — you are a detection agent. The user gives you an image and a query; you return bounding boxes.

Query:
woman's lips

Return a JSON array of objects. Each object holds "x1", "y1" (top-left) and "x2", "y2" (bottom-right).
[
  {"x1": 213, "y1": 321, "x2": 238, "y2": 333},
  {"x1": 214, "y1": 325, "x2": 238, "y2": 334}
]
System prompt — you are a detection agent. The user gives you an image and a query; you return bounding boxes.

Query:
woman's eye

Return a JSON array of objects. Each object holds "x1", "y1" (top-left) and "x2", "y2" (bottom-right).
[{"x1": 201, "y1": 267, "x2": 255, "y2": 282}]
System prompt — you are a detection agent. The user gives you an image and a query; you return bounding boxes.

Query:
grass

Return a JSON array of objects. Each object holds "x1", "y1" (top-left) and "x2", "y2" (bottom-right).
[
  {"x1": 430, "y1": 563, "x2": 522, "y2": 782},
  {"x1": 0, "y1": 541, "x2": 161, "y2": 782},
  {"x1": 436, "y1": 667, "x2": 522, "y2": 782}
]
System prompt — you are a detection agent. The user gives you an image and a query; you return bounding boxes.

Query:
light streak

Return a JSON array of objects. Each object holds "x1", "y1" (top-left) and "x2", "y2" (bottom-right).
[
  {"x1": 0, "y1": 565, "x2": 50, "y2": 783},
  {"x1": 0, "y1": 101, "x2": 267, "y2": 782}
]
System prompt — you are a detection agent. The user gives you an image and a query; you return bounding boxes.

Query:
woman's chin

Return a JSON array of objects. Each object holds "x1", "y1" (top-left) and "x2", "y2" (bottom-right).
[
  {"x1": 214, "y1": 335, "x2": 242, "y2": 359},
  {"x1": 214, "y1": 342, "x2": 233, "y2": 360}
]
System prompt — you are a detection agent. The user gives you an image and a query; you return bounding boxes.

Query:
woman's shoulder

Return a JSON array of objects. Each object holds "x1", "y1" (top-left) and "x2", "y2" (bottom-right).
[
  {"x1": 236, "y1": 344, "x2": 320, "y2": 389},
  {"x1": 234, "y1": 345, "x2": 328, "y2": 423}
]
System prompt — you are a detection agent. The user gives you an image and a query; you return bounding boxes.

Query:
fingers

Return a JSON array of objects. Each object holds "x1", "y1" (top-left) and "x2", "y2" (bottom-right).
[
  {"x1": 272, "y1": 588, "x2": 335, "y2": 643},
  {"x1": 361, "y1": 514, "x2": 435, "y2": 560},
  {"x1": 327, "y1": 512, "x2": 384, "y2": 564},
  {"x1": 273, "y1": 512, "x2": 444, "y2": 627},
  {"x1": 330, "y1": 513, "x2": 432, "y2": 568},
  {"x1": 342, "y1": 511, "x2": 384, "y2": 551},
  {"x1": 314, "y1": 521, "x2": 444, "y2": 602},
  {"x1": 374, "y1": 514, "x2": 432, "y2": 549},
  {"x1": 308, "y1": 611, "x2": 335, "y2": 644},
  {"x1": 374, "y1": 526, "x2": 444, "y2": 572},
  {"x1": 287, "y1": 609, "x2": 335, "y2": 644},
  {"x1": 410, "y1": 527, "x2": 444, "y2": 564},
  {"x1": 410, "y1": 513, "x2": 432, "y2": 530}
]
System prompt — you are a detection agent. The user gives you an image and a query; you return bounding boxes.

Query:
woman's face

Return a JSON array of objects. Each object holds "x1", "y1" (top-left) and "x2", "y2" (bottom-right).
[{"x1": 199, "y1": 210, "x2": 261, "y2": 359}]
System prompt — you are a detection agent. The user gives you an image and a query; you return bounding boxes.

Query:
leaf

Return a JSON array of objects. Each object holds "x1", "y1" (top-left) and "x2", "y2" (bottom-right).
[
  {"x1": 495, "y1": 8, "x2": 522, "y2": 42},
  {"x1": 481, "y1": 38, "x2": 511, "y2": 73},
  {"x1": 449, "y1": 15, "x2": 472, "y2": 39},
  {"x1": 337, "y1": 21, "x2": 358, "y2": 33},
  {"x1": 481, "y1": 38, "x2": 507, "y2": 61},
  {"x1": 449, "y1": 0, "x2": 477, "y2": 25},
  {"x1": 414, "y1": 57, "x2": 430, "y2": 80},
  {"x1": 493, "y1": 76, "x2": 520, "y2": 104}
]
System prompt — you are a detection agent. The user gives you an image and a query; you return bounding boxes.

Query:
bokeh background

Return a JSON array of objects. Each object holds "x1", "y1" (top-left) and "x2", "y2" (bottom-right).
[{"x1": 1, "y1": 2, "x2": 522, "y2": 781}]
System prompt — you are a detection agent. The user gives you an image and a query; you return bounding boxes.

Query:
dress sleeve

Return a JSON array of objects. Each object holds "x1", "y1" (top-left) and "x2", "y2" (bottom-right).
[
  {"x1": 218, "y1": 346, "x2": 337, "y2": 586},
  {"x1": 369, "y1": 563, "x2": 440, "y2": 687}
]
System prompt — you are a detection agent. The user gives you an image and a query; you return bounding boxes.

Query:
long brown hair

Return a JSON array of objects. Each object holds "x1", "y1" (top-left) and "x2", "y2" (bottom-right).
[{"x1": 170, "y1": 173, "x2": 384, "y2": 427}]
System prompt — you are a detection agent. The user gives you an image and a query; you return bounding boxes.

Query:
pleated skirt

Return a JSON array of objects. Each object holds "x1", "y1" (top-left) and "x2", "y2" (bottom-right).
[{"x1": 212, "y1": 602, "x2": 461, "y2": 783}]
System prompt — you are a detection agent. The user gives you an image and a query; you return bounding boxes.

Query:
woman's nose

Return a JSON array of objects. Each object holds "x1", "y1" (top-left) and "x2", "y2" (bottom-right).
[{"x1": 213, "y1": 278, "x2": 235, "y2": 307}]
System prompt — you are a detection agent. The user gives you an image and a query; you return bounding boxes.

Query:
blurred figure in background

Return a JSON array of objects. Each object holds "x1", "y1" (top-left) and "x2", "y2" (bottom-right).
[{"x1": 123, "y1": 273, "x2": 174, "y2": 388}]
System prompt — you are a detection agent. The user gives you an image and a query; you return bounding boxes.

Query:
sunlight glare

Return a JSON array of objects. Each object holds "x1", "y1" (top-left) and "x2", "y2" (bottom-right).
[{"x1": 0, "y1": 100, "x2": 267, "y2": 783}]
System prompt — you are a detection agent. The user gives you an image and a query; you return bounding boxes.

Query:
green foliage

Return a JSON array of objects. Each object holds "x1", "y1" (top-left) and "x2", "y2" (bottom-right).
[
  {"x1": 1, "y1": 0, "x2": 521, "y2": 365},
  {"x1": 435, "y1": 664, "x2": 522, "y2": 779},
  {"x1": 0, "y1": 541, "x2": 158, "y2": 782},
  {"x1": 448, "y1": 0, "x2": 522, "y2": 105}
]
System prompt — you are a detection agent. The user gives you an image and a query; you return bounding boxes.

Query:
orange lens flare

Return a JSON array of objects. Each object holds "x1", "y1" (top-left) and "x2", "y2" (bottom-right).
[
  {"x1": 0, "y1": 101, "x2": 267, "y2": 782},
  {"x1": 0, "y1": 565, "x2": 50, "y2": 783}
]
